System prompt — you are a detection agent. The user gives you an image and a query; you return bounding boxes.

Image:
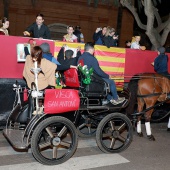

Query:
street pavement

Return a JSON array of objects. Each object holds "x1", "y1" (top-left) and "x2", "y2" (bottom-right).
[{"x1": 0, "y1": 122, "x2": 169, "y2": 170}]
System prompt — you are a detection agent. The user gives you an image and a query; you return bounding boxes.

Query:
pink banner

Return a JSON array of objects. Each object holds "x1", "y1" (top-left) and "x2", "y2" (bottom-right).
[{"x1": 44, "y1": 89, "x2": 80, "y2": 114}]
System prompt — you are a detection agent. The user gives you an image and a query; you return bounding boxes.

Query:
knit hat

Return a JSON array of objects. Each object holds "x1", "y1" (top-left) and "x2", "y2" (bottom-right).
[
  {"x1": 40, "y1": 43, "x2": 50, "y2": 53},
  {"x1": 157, "y1": 47, "x2": 165, "y2": 54}
]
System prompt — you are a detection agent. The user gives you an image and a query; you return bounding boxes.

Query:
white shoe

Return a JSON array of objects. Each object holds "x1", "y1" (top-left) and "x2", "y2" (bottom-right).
[
  {"x1": 117, "y1": 96, "x2": 125, "y2": 101},
  {"x1": 117, "y1": 96, "x2": 125, "y2": 102},
  {"x1": 110, "y1": 99, "x2": 123, "y2": 105}
]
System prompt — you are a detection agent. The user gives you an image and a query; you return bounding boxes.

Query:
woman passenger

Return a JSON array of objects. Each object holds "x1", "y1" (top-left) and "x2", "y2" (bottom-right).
[{"x1": 23, "y1": 46, "x2": 72, "y2": 90}]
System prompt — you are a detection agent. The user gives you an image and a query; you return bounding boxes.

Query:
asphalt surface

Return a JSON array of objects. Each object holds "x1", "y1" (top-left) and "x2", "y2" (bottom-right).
[{"x1": 0, "y1": 122, "x2": 169, "y2": 170}]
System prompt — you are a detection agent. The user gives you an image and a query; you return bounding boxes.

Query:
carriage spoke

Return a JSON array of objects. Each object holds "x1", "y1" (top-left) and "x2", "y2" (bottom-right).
[
  {"x1": 102, "y1": 134, "x2": 112, "y2": 139},
  {"x1": 52, "y1": 146, "x2": 57, "y2": 159},
  {"x1": 78, "y1": 123, "x2": 86, "y2": 129},
  {"x1": 60, "y1": 141, "x2": 71, "y2": 148},
  {"x1": 88, "y1": 127, "x2": 91, "y2": 134},
  {"x1": 45, "y1": 127, "x2": 54, "y2": 138},
  {"x1": 39, "y1": 141, "x2": 51, "y2": 149},
  {"x1": 58, "y1": 126, "x2": 67, "y2": 138},
  {"x1": 118, "y1": 135, "x2": 126, "y2": 143},
  {"x1": 102, "y1": 127, "x2": 112, "y2": 138},
  {"x1": 109, "y1": 121, "x2": 115, "y2": 130},
  {"x1": 109, "y1": 138, "x2": 116, "y2": 149},
  {"x1": 118, "y1": 123, "x2": 126, "y2": 133}
]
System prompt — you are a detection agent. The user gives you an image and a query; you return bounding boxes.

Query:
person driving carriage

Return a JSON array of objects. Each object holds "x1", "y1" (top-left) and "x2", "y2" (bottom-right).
[
  {"x1": 23, "y1": 46, "x2": 75, "y2": 90},
  {"x1": 78, "y1": 42, "x2": 125, "y2": 105}
]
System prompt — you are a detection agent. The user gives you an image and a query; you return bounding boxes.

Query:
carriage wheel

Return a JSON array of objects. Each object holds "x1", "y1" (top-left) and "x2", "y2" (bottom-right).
[
  {"x1": 31, "y1": 116, "x2": 78, "y2": 165},
  {"x1": 151, "y1": 108, "x2": 170, "y2": 122},
  {"x1": 77, "y1": 114, "x2": 97, "y2": 138},
  {"x1": 96, "y1": 113, "x2": 133, "y2": 153}
]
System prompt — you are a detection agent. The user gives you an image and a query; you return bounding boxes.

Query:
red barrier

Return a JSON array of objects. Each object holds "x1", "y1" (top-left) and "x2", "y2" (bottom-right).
[
  {"x1": 0, "y1": 35, "x2": 54, "y2": 78},
  {"x1": 125, "y1": 49, "x2": 170, "y2": 81},
  {"x1": 0, "y1": 35, "x2": 170, "y2": 82}
]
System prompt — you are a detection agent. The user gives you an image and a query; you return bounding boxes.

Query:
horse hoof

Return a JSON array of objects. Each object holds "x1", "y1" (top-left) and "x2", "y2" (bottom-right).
[
  {"x1": 137, "y1": 132, "x2": 143, "y2": 137},
  {"x1": 167, "y1": 128, "x2": 170, "y2": 132},
  {"x1": 147, "y1": 135, "x2": 155, "y2": 141}
]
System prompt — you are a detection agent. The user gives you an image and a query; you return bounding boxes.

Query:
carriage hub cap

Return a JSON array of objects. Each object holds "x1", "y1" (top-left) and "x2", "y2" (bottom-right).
[
  {"x1": 52, "y1": 137, "x2": 61, "y2": 146},
  {"x1": 112, "y1": 130, "x2": 120, "y2": 138}
]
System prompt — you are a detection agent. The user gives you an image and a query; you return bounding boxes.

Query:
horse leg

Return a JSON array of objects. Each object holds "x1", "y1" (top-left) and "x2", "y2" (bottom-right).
[
  {"x1": 136, "y1": 98, "x2": 144, "y2": 137},
  {"x1": 167, "y1": 116, "x2": 170, "y2": 132},
  {"x1": 144, "y1": 108, "x2": 155, "y2": 141}
]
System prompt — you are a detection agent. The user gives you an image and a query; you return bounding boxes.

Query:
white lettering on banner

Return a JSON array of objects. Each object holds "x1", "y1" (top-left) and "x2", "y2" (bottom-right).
[
  {"x1": 66, "y1": 73, "x2": 76, "y2": 83},
  {"x1": 48, "y1": 100, "x2": 76, "y2": 108},
  {"x1": 54, "y1": 90, "x2": 74, "y2": 99}
]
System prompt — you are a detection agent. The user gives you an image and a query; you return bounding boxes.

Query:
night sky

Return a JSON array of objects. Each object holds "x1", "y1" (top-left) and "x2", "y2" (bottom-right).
[
  {"x1": 135, "y1": 0, "x2": 170, "y2": 25},
  {"x1": 157, "y1": 0, "x2": 170, "y2": 17}
]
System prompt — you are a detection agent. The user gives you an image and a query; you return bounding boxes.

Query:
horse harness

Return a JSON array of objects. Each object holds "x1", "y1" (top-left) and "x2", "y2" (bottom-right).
[{"x1": 137, "y1": 74, "x2": 167, "y2": 98}]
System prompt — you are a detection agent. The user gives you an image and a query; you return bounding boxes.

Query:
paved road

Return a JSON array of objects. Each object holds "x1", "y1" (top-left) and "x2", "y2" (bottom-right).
[{"x1": 0, "y1": 122, "x2": 169, "y2": 170}]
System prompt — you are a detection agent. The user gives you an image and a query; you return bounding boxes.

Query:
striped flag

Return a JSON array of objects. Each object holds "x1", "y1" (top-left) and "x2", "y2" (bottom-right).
[
  {"x1": 54, "y1": 41, "x2": 125, "y2": 89},
  {"x1": 95, "y1": 45, "x2": 125, "y2": 88}
]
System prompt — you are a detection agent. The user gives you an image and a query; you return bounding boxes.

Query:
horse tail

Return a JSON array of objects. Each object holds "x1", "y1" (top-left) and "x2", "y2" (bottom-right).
[{"x1": 126, "y1": 75, "x2": 140, "y2": 118}]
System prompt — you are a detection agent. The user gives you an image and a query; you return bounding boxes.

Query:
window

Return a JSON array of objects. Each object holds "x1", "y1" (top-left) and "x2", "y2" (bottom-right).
[{"x1": 48, "y1": 23, "x2": 67, "y2": 40}]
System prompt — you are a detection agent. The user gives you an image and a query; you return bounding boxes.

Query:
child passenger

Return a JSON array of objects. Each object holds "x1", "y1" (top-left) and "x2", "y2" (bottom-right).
[{"x1": 63, "y1": 26, "x2": 78, "y2": 42}]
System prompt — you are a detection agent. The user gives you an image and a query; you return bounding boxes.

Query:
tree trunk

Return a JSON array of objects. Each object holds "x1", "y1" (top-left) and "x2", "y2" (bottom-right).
[{"x1": 120, "y1": 0, "x2": 170, "y2": 50}]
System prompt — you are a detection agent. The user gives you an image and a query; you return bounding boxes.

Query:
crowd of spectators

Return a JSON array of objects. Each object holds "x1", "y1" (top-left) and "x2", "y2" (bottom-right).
[
  {"x1": 1, "y1": 13, "x2": 170, "y2": 106},
  {"x1": 1, "y1": 13, "x2": 170, "y2": 52}
]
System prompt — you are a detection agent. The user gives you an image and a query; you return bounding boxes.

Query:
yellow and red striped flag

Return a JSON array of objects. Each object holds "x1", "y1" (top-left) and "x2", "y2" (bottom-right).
[
  {"x1": 94, "y1": 45, "x2": 125, "y2": 88},
  {"x1": 54, "y1": 41, "x2": 125, "y2": 89}
]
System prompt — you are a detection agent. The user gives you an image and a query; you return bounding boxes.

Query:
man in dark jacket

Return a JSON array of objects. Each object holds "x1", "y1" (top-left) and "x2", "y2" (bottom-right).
[
  {"x1": 93, "y1": 26, "x2": 107, "y2": 45},
  {"x1": 23, "y1": 14, "x2": 51, "y2": 39},
  {"x1": 78, "y1": 42, "x2": 125, "y2": 105}
]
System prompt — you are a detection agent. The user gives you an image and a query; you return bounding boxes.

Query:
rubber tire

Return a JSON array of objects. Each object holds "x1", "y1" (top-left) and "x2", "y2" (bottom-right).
[
  {"x1": 31, "y1": 116, "x2": 78, "y2": 165},
  {"x1": 96, "y1": 112, "x2": 133, "y2": 153}
]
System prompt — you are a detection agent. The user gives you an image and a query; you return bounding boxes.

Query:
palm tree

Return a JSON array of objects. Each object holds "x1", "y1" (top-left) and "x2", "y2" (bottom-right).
[{"x1": 88, "y1": 0, "x2": 170, "y2": 50}]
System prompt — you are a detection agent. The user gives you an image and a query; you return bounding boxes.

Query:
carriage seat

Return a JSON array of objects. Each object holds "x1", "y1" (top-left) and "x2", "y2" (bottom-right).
[
  {"x1": 8, "y1": 93, "x2": 33, "y2": 124},
  {"x1": 63, "y1": 68, "x2": 110, "y2": 98}
]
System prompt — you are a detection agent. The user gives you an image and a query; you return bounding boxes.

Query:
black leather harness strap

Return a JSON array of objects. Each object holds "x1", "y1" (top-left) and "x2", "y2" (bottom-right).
[{"x1": 137, "y1": 74, "x2": 165, "y2": 98}]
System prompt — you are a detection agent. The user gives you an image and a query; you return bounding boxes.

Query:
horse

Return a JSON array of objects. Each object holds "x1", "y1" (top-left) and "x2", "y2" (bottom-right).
[{"x1": 126, "y1": 73, "x2": 170, "y2": 141}]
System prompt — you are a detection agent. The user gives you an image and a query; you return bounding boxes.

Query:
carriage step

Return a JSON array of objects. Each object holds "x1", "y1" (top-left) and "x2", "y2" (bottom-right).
[{"x1": 3, "y1": 129, "x2": 28, "y2": 150}]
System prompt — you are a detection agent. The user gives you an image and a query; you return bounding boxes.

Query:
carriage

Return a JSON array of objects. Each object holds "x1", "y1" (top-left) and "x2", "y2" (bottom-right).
[
  {"x1": 3, "y1": 65, "x2": 133, "y2": 165},
  {"x1": 2, "y1": 36, "x2": 170, "y2": 165}
]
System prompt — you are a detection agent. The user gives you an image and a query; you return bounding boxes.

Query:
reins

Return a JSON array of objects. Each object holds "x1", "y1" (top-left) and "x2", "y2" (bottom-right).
[{"x1": 131, "y1": 98, "x2": 170, "y2": 117}]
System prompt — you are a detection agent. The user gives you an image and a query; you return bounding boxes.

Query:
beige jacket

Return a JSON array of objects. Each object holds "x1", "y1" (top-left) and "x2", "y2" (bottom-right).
[{"x1": 23, "y1": 55, "x2": 57, "y2": 90}]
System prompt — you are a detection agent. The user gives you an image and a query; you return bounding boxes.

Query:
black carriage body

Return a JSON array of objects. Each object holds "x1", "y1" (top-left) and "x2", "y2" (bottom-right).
[{"x1": 2, "y1": 68, "x2": 133, "y2": 165}]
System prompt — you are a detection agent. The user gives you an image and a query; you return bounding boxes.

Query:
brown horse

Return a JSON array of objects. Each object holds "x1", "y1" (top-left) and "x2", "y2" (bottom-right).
[{"x1": 126, "y1": 73, "x2": 170, "y2": 141}]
